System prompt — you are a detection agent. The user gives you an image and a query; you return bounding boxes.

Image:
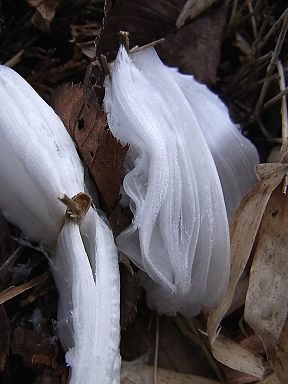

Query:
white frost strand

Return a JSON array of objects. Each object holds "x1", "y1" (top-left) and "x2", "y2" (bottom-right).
[
  {"x1": 104, "y1": 46, "x2": 231, "y2": 316},
  {"x1": 0, "y1": 65, "x2": 120, "y2": 383}
]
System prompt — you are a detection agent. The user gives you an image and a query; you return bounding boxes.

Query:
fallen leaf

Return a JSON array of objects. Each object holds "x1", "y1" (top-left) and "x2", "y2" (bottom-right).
[
  {"x1": 176, "y1": 0, "x2": 220, "y2": 28},
  {"x1": 207, "y1": 167, "x2": 288, "y2": 344},
  {"x1": 120, "y1": 264, "x2": 140, "y2": 330},
  {"x1": 26, "y1": 0, "x2": 61, "y2": 26},
  {"x1": 121, "y1": 361, "x2": 221, "y2": 384},
  {"x1": 11, "y1": 326, "x2": 56, "y2": 364},
  {"x1": 211, "y1": 335, "x2": 265, "y2": 379},
  {"x1": 53, "y1": 82, "x2": 127, "y2": 210},
  {"x1": 97, "y1": 0, "x2": 227, "y2": 84},
  {"x1": 97, "y1": 0, "x2": 185, "y2": 61},
  {"x1": 244, "y1": 184, "x2": 288, "y2": 356},
  {"x1": 271, "y1": 318, "x2": 288, "y2": 383},
  {"x1": 157, "y1": 3, "x2": 228, "y2": 84}
]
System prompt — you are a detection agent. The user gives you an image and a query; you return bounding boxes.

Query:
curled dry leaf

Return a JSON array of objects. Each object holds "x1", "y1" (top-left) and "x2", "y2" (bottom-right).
[
  {"x1": 271, "y1": 318, "x2": 288, "y2": 384},
  {"x1": 207, "y1": 167, "x2": 287, "y2": 343},
  {"x1": 207, "y1": 166, "x2": 288, "y2": 377},
  {"x1": 121, "y1": 361, "x2": 221, "y2": 384},
  {"x1": 244, "y1": 184, "x2": 288, "y2": 357},
  {"x1": 211, "y1": 336, "x2": 265, "y2": 380},
  {"x1": 53, "y1": 83, "x2": 127, "y2": 210}
]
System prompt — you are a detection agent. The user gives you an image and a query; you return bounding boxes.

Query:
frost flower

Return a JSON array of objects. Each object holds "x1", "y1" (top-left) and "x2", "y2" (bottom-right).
[
  {"x1": 0, "y1": 65, "x2": 120, "y2": 384},
  {"x1": 104, "y1": 46, "x2": 258, "y2": 316}
]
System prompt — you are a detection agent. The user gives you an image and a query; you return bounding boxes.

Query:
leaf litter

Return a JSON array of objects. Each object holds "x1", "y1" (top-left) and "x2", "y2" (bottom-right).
[{"x1": 1, "y1": 1, "x2": 288, "y2": 383}]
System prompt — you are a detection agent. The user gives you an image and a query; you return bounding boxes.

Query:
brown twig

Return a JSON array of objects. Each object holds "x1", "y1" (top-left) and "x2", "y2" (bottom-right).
[
  {"x1": 153, "y1": 314, "x2": 159, "y2": 384},
  {"x1": 119, "y1": 31, "x2": 130, "y2": 52},
  {"x1": 247, "y1": 0, "x2": 257, "y2": 40},
  {"x1": 263, "y1": 86, "x2": 288, "y2": 110},
  {"x1": 130, "y1": 38, "x2": 165, "y2": 54},
  {"x1": 252, "y1": 12, "x2": 288, "y2": 121},
  {"x1": 277, "y1": 60, "x2": 288, "y2": 147}
]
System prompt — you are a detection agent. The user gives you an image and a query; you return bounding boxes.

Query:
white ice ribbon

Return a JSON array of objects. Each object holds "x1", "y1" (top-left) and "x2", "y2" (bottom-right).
[{"x1": 0, "y1": 65, "x2": 120, "y2": 384}]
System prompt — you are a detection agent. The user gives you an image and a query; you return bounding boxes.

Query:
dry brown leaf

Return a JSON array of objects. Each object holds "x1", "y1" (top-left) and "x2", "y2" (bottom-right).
[
  {"x1": 258, "y1": 374, "x2": 281, "y2": 384},
  {"x1": 120, "y1": 265, "x2": 140, "y2": 330},
  {"x1": 26, "y1": 0, "x2": 60, "y2": 24},
  {"x1": 271, "y1": 318, "x2": 288, "y2": 383},
  {"x1": 121, "y1": 361, "x2": 221, "y2": 384},
  {"x1": 176, "y1": 0, "x2": 220, "y2": 28},
  {"x1": 244, "y1": 184, "x2": 288, "y2": 356},
  {"x1": 53, "y1": 83, "x2": 127, "y2": 211},
  {"x1": 11, "y1": 325, "x2": 65, "y2": 380},
  {"x1": 211, "y1": 335, "x2": 265, "y2": 379},
  {"x1": 255, "y1": 164, "x2": 288, "y2": 181},
  {"x1": 97, "y1": 0, "x2": 227, "y2": 84},
  {"x1": 97, "y1": 0, "x2": 185, "y2": 61},
  {"x1": 207, "y1": 167, "x2": 288, "y2": 344},
  {"x1": 157, "y1": 3, "x2": 227, "y2": 84}
]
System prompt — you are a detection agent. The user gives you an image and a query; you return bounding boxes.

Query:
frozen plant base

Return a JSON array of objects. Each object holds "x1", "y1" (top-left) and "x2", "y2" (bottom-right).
[{"x1": 104, "y1": 46, "x2": 258, "y2": 316}]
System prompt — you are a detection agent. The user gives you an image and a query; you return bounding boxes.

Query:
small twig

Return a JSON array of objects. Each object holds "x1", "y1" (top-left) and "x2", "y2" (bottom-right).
[
  {"x1": 0, "y1": 246, "x2": 24, "y2": 281},
  {"x1": 247, "y1": 0, "x2": 257, "y2": 40},
  {"x1": 119, "y1": 31, "x2": 130, "y2": 52},
  {"x1": 258, "y1": 117, "x2": 272, "y2": 139},
  {"x1": 153, "y1": 315, "x2": 159, "y2": 384},
  {"x1": 0, "y1": 273, "x2": 49, "y2": 305},
  {"x1": 228, "y1": 0, "x2": 238, "y2": 28},
  {"x1": 4, "y1": 50, "x2": 24, "y2": 68},
  {"x1": 175, "y1": 316, "x2": 225, "y2": 383},
  {"x1": 59, "y1": 194, "x2": 81, "y2": 215},
  {"x1": 277, "y1": 60, "x2": 288, "y2": 147},
  {"x1": 59, "y1": 193, "x2": 92, "y2": 222},
  {"x1": 252, "y1": 7, "x2": 288, "y2": 53},
  {"x1": 130, "y1": 38, "x2": 165, "y2": 54},
  {"x1": 252, "y1": 12, "x2": 288, "y2": 120},
  {"x1": 263, "y1": 86, "x2": 288, "y2": 110},
  {"x1": 100, "y1": 54, "x2": 111, "y2": 77}
]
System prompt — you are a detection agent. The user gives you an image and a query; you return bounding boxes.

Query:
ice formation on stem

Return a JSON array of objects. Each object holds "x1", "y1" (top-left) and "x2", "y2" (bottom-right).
[
  {"x1": 0, "y1": 65, "x2": 120, "y2": 384},
  {"x1": 104, "y1": 46, "x2": 258, "y2": 316}
]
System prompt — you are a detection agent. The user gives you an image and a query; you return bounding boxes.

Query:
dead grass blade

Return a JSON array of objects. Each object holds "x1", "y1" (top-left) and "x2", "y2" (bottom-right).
[{"x1": 0, "y1": 273, "x2": 49, "y2": 305}]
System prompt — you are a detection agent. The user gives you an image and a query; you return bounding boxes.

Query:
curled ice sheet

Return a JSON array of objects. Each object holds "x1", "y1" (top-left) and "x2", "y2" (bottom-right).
[
  {"x1": 104, "y1": 46, "x2": 230, "y2": 315},
  {"x1": 0, "y1": 65, "x2": 120, "y2": 383},
  {"x1": 0, "y1": 65, "x2": 83, "y2": 248},
  {"x1": 54, "y1": 208, "x2": 120, "y2": 384},
  {"x1": 169, "y1": 69, "x2": 259, "y2": 218}
]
